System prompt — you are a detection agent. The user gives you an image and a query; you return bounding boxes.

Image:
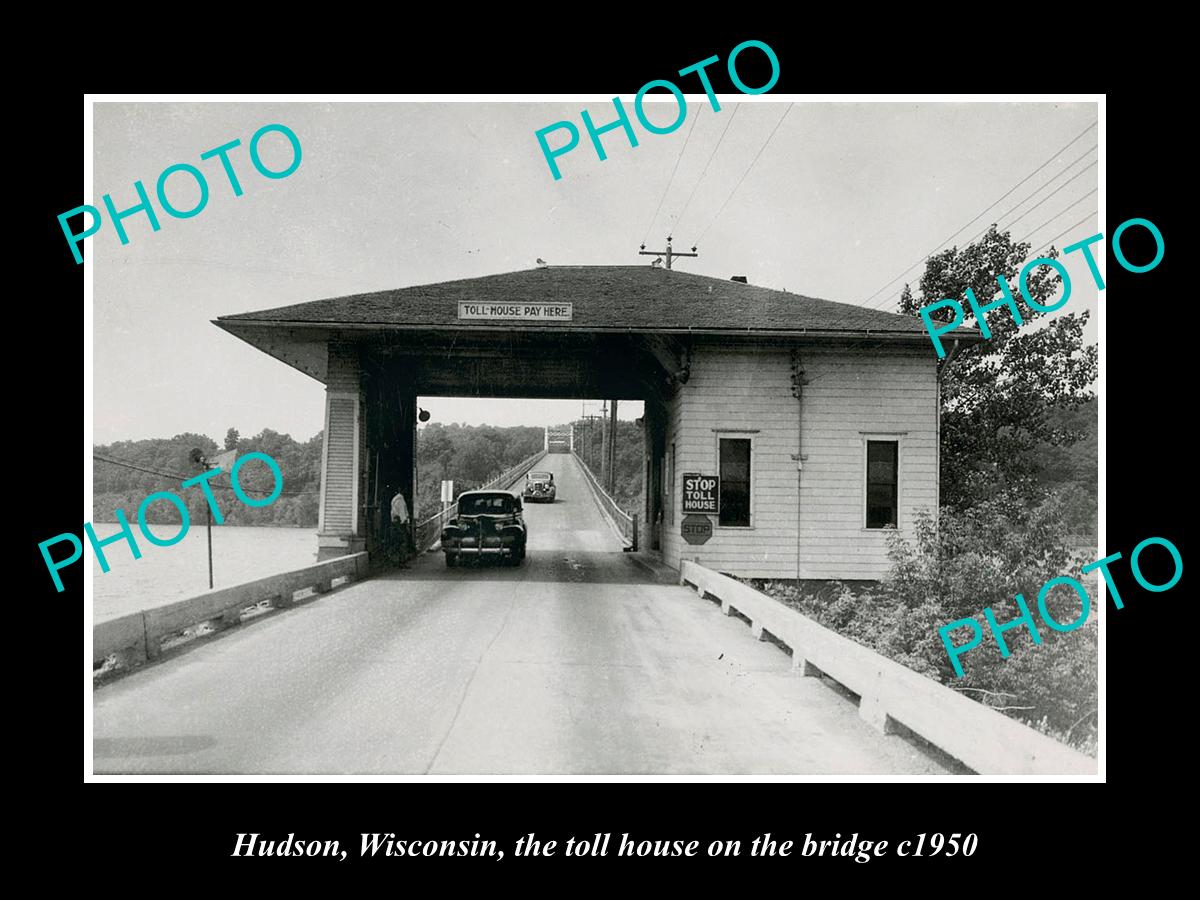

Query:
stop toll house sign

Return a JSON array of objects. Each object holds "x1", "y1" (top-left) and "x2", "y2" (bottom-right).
[{"x1": 682, "y1": 473, "x2": 719, "y2": 514}]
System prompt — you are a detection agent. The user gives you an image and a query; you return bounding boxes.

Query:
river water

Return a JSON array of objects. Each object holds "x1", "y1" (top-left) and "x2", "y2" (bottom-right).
[{"x1": 91, "y1": 523, "x2": 318, "y2": 623}]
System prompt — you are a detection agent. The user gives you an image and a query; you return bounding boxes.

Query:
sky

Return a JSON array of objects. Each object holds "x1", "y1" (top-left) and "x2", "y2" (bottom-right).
[{"x1": 91, "y1": 99, "x2": 1099, "y2": 445}]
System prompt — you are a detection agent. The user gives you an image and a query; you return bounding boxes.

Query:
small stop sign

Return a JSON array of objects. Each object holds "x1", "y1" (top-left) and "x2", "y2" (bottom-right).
[{"x1": 681, "y1": 514, "x2": 713, "y2": 545}]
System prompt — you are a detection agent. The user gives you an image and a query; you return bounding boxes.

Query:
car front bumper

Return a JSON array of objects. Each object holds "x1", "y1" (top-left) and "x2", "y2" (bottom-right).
[{"x1": 445, "y1": 534, "x2": 520, "y2": 555}]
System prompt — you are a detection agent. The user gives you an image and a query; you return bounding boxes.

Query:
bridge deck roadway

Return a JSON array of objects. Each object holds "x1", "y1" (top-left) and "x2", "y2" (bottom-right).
[{"x1": 93, "y1": 453, "x2": 949, "y2": 774}]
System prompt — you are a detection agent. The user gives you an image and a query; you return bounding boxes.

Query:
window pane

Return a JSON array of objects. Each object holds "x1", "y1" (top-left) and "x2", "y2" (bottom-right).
[
  {"x1": 719, "y1": 438, "x2": 752, "y2": 526},
  {"x1": 865, "y1": 441, "x2": 898, "y2": 528},
  {"x1": 867, "y1": 441, "x2": 892, "y2": 464},
  {"x1": 867, "y1": 483, "x2": 893, "y2": 507},
  {"x1": 722, "y1": 483, "x2": 750, "y2": 526},
  {"x1": 867, "y1": 459, "x2": 895, "y2": 483},
  {"x1": 720, "y1": 439, "x2": 750, "y2": 480},
  {"x1": 866, "y1": 505, "x2": 895, "y2": 528}
]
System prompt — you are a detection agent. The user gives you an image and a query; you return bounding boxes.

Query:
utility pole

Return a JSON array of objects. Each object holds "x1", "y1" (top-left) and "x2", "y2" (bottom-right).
[
  {"x1": 190, "y1": 446, "x2": 237, "y2": 590},
  {"x1": 606, "y1": 399, "x2": 618, "y2": 493},
  {"x1": 600, "y1": 400, "x2": 610, "y2": 488},
  {"x1": 638, "y1": 235, "x2": 698, "y2": 270},
  {"x1": 580, "y1": 412, "x2": 600, "y2": 470},
  {"x1": 188, "y1": 451, "x2": 215, "y2": 590}
]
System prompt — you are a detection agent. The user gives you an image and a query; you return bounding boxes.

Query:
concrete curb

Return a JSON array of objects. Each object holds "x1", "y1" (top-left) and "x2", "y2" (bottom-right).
[{"x1": 628, "y1": 552, "x2": 679, "y2": 584}]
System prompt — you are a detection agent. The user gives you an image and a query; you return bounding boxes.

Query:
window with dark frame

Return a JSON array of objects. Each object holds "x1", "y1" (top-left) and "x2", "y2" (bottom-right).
[
  {"x1": 866, "y1": 440, "x2": 899, "y2": 529},
  {"x1": 718, "y1": 438, "x2": 751, "y2": 527}
]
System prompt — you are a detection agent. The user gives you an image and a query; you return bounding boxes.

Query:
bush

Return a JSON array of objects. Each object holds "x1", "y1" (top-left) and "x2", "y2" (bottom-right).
[{"x1": 755, "y1": 488, "x2": 1097, "y2": 755}]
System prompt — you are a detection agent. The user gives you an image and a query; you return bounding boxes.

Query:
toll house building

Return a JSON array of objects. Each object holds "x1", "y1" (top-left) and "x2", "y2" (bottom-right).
[{"x1": 216, "y1": 266, "x2": 977, "y2": 583}]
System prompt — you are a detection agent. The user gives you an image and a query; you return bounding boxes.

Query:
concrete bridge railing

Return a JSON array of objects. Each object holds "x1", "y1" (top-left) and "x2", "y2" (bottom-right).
[
  {"x1": 414, "y1": 449, "x2": 548, "y2": 553},
  {"x1": 94, "y1": 552, "x2": 369, "y2": 674},
  {"x1": 679, "y1": 560, "x2": 1095, "y2": 775},
  {"x1": 572, "y1": 451, "x2": 638, "y2": 551}
]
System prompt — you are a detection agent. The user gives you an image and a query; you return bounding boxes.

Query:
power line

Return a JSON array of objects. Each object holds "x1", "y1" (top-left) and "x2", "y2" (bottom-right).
[
  {"x1": 671, "y1": 104, "x2": 741, "y2": 238},
  {"x1": 641, "y1": 107, "x2": 701, "y2": 246},
  {"x1": 695, "y1": 103, "x2": 794, "y2": 245},
  {"x1": 93, "y1": 454, "x2": 193, "y2": 482},
  {"x1": 922, "y1": 146, "x2": 1097, "y2": 265},
  {"x1": 859, "y1": 120, "x2": 1098, "y2": 308},
  {"x1": 1024, "y1": 211, "x2": 1098, "y2": 254},
  {"x1": 866, "y1": 152, "x2": 1097, "y2": 312},
  {"x1": 875, "y1": 189, "x2": 1099, "y2": 314},
  {"x1": 1013, "y1": 189, "x2": 1097, "y2": 249},
  {"x1": 885, "y1": 209, "x2": 1099, "y2": 318},
  {"x1": 1000, "y1": 160, "x2": 1097, "y2": 232},
  {"x1": 93, "y1": 453, "x2": 319, "y2": 496}
]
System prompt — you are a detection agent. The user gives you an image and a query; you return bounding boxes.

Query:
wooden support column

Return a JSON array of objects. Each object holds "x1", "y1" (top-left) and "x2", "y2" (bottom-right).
[{"x1": 360, "y1": 357, "x2": 417, "y2": 567}]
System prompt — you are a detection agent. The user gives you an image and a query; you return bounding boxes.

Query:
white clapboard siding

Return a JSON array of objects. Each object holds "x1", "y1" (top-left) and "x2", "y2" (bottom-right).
[
  {"x1": 326, "y1": 344, "x2": 360, "y2": 393},
  {"x1": 322, "y1": 398, "x2": 358, "y2": 533},
  {"x1": 663, "y1": 343, "x2": 938, "y2": 581},
  {"x1": 320, "y1": 345, "x2": 361, "y2": 536}
]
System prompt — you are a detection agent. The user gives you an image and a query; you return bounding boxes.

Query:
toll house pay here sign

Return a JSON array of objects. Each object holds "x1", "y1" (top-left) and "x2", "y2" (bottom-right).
[{"x1": 682, "y1": 473, "x2": 719, "y2": 514}]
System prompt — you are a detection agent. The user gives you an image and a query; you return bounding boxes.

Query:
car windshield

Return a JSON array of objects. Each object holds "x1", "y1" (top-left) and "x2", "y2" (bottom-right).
[
  {"x1": 528, "y1": 473, "x2": 551, "y2": 481},
  {"x1": 459, "y1": 495, "x2": 515, "y2": 516}
]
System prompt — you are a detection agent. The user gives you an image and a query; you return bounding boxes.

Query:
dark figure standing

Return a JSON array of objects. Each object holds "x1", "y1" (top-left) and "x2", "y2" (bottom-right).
[{"x1": 390, "y1": 491, "x2": 413, "y2": 569}]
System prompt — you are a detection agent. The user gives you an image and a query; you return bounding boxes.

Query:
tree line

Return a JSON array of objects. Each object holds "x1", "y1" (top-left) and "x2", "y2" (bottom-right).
[
  {"x1": 94, "y1": 423, "x2": 549, "y2": 528},
  {"x1": 94, "y1": 428, "x2": 322, "y2": 527},
  {"x1": 414, "y1": 423, "x2": 544, "y2": 520}
]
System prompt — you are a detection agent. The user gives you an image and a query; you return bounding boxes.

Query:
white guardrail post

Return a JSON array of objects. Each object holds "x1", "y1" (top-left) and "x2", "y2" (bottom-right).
[{"x1": 678, "y1": 559, "x2": 1096, "y2": 776}]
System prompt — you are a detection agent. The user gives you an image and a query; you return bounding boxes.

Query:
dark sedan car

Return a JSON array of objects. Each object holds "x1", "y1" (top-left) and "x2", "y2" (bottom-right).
[
  {"x1": 522, "y1": 471, "x2": 556, "y2": 502},
  {"x1": 441, "y1": 490, "x2": 527, "y2": 567}
]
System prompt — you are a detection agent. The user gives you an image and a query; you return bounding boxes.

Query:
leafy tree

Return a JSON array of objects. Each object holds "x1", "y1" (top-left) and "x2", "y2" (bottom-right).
[
  {"x1": 95, "y1": 430, "x2": 323, "y2": 527},
  {"x1": 1036, "y1": 398, "x2": 1097, "y2": 537},
  {"x1": 413, "y1": 423, "x2": 545, "y2": 518},
  {"x1": 455, "y1": 434, "x2": 499, "y2": 484},
  {"x1": 898, "y1": 225, "x2": 1097, "y2": 510},
  {"x1": 224, "y1": 427, "x2": 240, "y2": 451}
]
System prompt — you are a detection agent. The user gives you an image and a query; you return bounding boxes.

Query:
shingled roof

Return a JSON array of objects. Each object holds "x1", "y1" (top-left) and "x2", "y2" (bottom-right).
[{"x1": 217, "y1": 265, "x2": 968, "y2": 339}]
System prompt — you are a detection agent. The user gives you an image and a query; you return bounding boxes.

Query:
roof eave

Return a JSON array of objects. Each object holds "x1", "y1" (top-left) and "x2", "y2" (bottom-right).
[{"x1": 213, "y1": 317, "x2": 976, "y2": 344}]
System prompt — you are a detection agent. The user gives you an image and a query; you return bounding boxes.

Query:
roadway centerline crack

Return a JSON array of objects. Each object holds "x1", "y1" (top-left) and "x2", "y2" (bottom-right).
[{"x1": 423, "y1": 564, "x2": 532, "y2": 773}]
